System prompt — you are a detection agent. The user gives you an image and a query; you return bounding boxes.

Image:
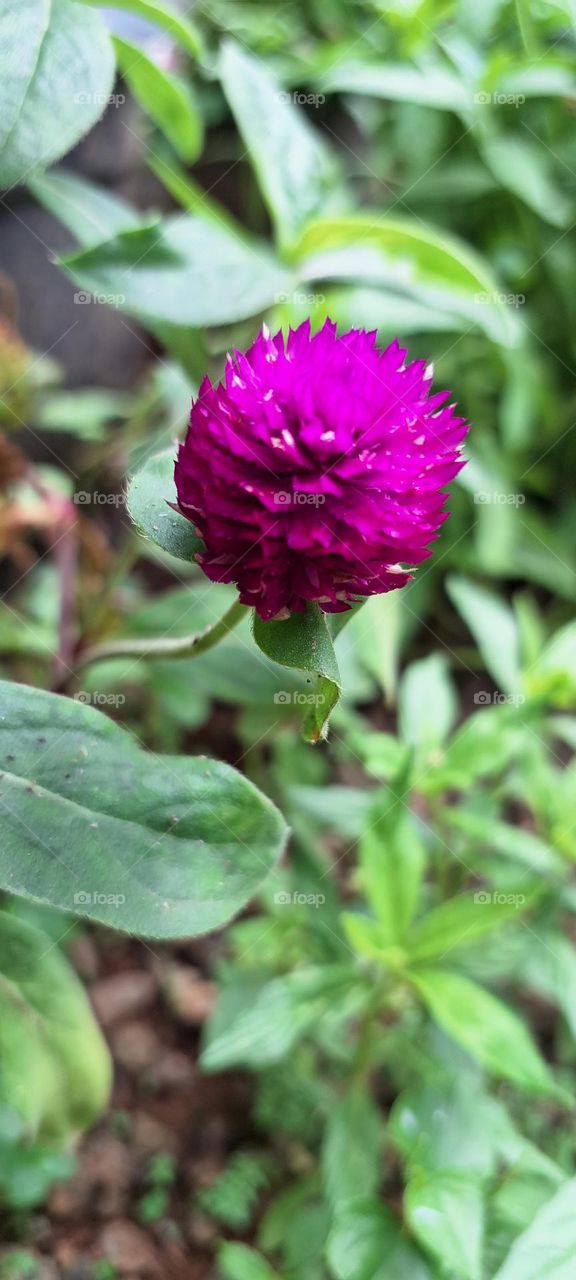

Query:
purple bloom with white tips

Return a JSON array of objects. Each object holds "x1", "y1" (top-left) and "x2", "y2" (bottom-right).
[{"x1": 175, "y1": 319, "x2": 469, "y2": 621}]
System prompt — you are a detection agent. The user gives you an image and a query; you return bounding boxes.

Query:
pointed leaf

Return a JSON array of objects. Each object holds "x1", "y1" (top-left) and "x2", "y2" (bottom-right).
[
  {"x1": 410, "y1": 968, "x2": 560, "y2": 1098},
  {"x1": 252, "y1": 605, "x2": 341, "y2": 742},
  {"x1": 127, "y1": 447, "x2": 203, "y2": 562}
]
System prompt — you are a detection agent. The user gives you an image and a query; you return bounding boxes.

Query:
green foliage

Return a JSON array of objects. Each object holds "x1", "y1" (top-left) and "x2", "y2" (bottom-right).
[
  {"x1": 0, "y1": 681, "x2": 287, "y2": 937},
  {"x1": 198, "y1": 1152, "x2": 277, "y2": 1230},
  {"x1": 0, "y1": 914, "x2": 110, "y2": 1140}
]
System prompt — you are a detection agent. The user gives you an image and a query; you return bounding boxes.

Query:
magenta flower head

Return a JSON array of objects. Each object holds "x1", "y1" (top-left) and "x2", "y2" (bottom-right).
[{"x1": 175, "y1": 319, "x2": 469, "y2": 621}]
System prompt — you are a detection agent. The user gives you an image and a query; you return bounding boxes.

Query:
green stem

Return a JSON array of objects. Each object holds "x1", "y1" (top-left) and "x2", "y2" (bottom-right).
[{"x1": 76, "y1": 600, "x2": 248, "y2": 670}]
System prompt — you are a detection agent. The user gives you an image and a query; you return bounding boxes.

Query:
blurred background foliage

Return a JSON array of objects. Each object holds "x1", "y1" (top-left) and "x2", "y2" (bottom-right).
[{"x1": 2, "y1": 0, "x2": 576, "y2": 1277}]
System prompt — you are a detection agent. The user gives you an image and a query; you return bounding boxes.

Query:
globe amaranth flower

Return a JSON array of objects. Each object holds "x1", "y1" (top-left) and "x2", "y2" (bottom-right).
[{"x1": 175, "y1": 319, "x2": 469, "y2": 621}]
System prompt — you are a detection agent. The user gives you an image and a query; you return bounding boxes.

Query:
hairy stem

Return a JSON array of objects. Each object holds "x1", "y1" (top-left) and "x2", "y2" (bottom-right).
[{"x1": 76, "y1": 599, "x2": 248, "y2": 670}]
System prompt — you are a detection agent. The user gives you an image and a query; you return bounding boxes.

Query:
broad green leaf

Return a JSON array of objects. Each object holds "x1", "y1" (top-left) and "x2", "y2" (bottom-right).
[
  {"x1": 252, "y1": 606, "x2": 341, "y2": 742},
  {"x1": 405, "y1": 1169, "x2": 484, "y2": 1280},
  {"x1": 322, "y1": 1090, "x2": 381, "y2": 1210},
  {"x1": 202, "y1": 967, "x2": 352, "y2": 1071},
  {"x1": 218, "y1": 1243, "x2": 281, "y2": 1280},
  {"x1": 327, "y1": 1198, "x2": 432, "y2": 1280},
  {"x1": 359, "y1": 789, "x2": 425, "y2": 945},
  {"x1": 390, "y1": 1076, "x2": 509, "y2": 1177},
  {"x1": 398, "y1": 654, "x2": 457, "y2": 749},
  {"x1": 407, "y1": 891, "x2": 531, "y2": 964},
  {"x1": 0, "y1": 0, "x2": 114, "y2": 189},
  {"x1": 0, "y1": 681, "x2": 287, "y2": 939},
  {"x1": 494, "y1": 1177, "x2": 576, "y2": 1280},
  {"x1": 113, "y1": 35, "x2": 203, "y2": 162},
  {"x1": 293, "y1": 216, "x2": 519, "y2": 346},
  {"x1": 127, "y1": 447, "x2": 203, "y2": 562},
  {"x1": 410, "y1": 968, "x2": 559, "y2": 1097},
  {"x1": 446, "y1": 576, "x2": 521, "y2": 694},
  {"x1": 60, "y1": 216, "x2": 291, "y2": 328},
  {"x1": 79, "y1": 0, "x2": 204, "y2": 59},
  {"x1": 219, "y1": 40, "x2": 341, "y2": 248},
  {"x1": 0, "y1": 912, "x2": 110, "y2": 1140}
]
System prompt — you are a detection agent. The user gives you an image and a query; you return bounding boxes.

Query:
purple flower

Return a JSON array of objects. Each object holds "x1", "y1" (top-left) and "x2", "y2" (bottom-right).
[{"x1": 175, "y1": 319, "x2": 469, "y2": 621}]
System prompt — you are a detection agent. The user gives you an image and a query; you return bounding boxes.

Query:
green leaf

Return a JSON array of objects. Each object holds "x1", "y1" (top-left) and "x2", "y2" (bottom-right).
[
  {"x1": 390, "y1": 1075, "x2": 509, "y2": 1178},
  {"x1": 79, "y1": 0, "x2": 204, "y2": 59},
  {"x1": 494, "y1": 1177, "x2": 576, "y2": 1280},
  {"x1": 398, "y1": 654, "x2": 457, "y2": 749},
  {"x1": 482, "y1": 134, "x2": 573, "y2": 228},
  {"x1": 113, "y1": 35, "x2": 203, "y2": 162},
  {"x1": 28, "y1": 168, "x2": 139, "y2": 246},
  {"x1": 407, "y1": 891, "x2": 531, "y2": 964},
  {"x1": 0, "y1": 681, "x2": 287, "y2": 939},
  {"x1": 446, "y1": 576, "x2": 521, "y2": 694},
  {"x1": 409, "y1": 968, "x2": 560, "y2": 1097},
  {"x1": 0, "y1": 0, "x2": 115, "y2": 189},
  {"x1": 60, "y1": 216, "x2": 291, "y2": 328},
  {"x1": 318, "y1": 59, "x2": 470, "y2": 113},
  {"x1": 0, "y1": 911, "x2": 110, "y2": 1140},
  {"x1": 293, "y1": 215, "x2": 519, "y2": 346},
  {"x1": 405, "y1": 1169, "x2": 484, "y2": 1280},
  {"x1": 218, "y1": 1243, "x2": 281, "y2": 1280},
  {"x1": 327, "y1": 1198, "x2": 433, "y2": 1280},
  {"x1": 359, "y1": 789, "x2": 425, "y2": 945},
  {"x1": 219, "y1": 40, "x2": 341, "y2": 248},
  {"x1": 127, "y1": 447, "x2": 203, "y2": 563},
  {"x1": 202, "y1": 967, "x2": 352, "y2": 1071},
  {"x1": 252, "y1": 605, "x2": 341, "y2": 742},
  {"x1": 322, "y1": 1090, "x2": 381, "y2": 1210}
]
